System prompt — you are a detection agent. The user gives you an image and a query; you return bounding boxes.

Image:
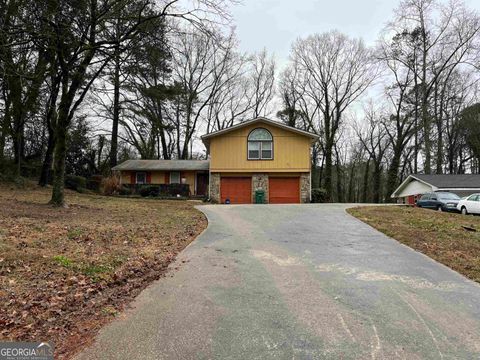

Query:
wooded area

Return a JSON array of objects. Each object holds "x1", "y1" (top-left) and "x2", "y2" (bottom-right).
[{"x1": 0, "y1": 0, "x2": 479, "y2": 204}]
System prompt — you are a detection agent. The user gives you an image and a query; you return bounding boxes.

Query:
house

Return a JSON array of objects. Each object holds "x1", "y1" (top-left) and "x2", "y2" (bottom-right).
[
  {"x1": 202, "y1": 117, "x2": 319, "y2": 204},
  {"x1": 112, "y1": 159, "x2": 210, "y2": 196},
  {"x1": 391, "y1": 174, "x2": 480, "y2": 204},
  {"x1": 113, "y1": 117, "x2": 319, "y2": 203}
]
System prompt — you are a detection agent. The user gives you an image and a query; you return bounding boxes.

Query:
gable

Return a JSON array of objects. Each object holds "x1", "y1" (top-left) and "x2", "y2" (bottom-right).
[
  {"x1": 395, "y1": 179, "x2": 433, "y2": 198},
  {"x1": 208, "y1": 121, "x2": 312, "y2": 172},
  {"x1": 201, "y1": 117, "x2": 318, "y2": 146}
]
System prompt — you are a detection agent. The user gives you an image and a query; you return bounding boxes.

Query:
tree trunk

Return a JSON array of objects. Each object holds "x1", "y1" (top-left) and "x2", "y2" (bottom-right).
[
  {"x1": 436, "y1": 118, "x2": 443, "y2": 174},
  {"x1": 0, "y1": 115, "x2": 7, "y2": 161},
  {"x1": 12, "y1": 118, "x2": 24, "y2": 175},
  {"x1": 50, "y1": 117, "x2": 68, "y2": 207},
  {"x1": 422, "y1": 97, "x2": 432, "y2": 174},
  {"x1": 386, "y1": 145, "x2": 402, "y2": 202},
  {"x1": 324, "y1": 138, "x2": 334, "y2": 202},
  {"x1": 335, "y1": 146, "x2": 343, "y2": 203},
  {"x1": 347, "y1": 162, "x2": 355, "y2": 202},
  {"x1": 109, "y1": 43, "x2": 121, "y2": 169},
  {"x1": 362, "y1": 158, "x2": 370, "y2": 203},
  {"x1": 159, "y1": 129, "x2": 170, "y2": 159},
  {"x1": 414, "y1": 78, "x2": 419, "y2": 174},
  {"x1": 38, "y1": 130, "x2": 55, "y2": 186},
  {"x1": 372, "y1": 162, "x2": 381, "y2": 203}
]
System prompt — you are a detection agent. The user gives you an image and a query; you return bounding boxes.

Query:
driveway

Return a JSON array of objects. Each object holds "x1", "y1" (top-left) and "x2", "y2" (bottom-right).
[{"x1": 77, "y1": 204, "x2": 480, "y2": 359}]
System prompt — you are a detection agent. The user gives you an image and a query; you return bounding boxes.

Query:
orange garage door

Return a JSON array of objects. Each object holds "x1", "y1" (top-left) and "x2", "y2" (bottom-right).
[
  {"x1": 221, "y1": 177, "x2": 252, "y2": 204},
  {"x1": 269, "y1": 177, "x2": 300, "y2": 204}
]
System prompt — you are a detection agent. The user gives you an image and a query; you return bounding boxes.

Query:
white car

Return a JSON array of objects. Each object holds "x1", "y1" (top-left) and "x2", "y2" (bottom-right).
[{"x1": 457, "y1": 194, "x2": 480, "y2": 215}]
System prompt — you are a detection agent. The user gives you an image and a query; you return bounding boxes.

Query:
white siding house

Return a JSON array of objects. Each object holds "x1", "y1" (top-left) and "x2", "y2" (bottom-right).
[{"x1": 391, "y1": 174, "x2": 480, "y2": 204}]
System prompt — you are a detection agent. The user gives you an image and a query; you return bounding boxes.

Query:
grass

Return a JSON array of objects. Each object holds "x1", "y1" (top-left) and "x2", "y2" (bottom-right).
[
  {"x1": 347, "y1": 206, "x2": 480, "y2": 283},
  {"x1": 0, "y1": 182, "x2": 206, "y2": 359}
]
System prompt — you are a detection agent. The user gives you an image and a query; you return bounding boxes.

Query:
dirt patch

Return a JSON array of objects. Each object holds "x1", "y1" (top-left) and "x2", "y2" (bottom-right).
[
  {"x1": 0, "y1": 183, "x2": 206, "y2": 359},
  {"x1": 347, "y1": 206, "x2": 480, "y2": 283}
]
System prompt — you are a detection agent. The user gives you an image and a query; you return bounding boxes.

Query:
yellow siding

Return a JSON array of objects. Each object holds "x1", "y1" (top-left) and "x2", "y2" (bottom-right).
[
  {"x1": 151, "y1": 171, "x2": 166, "y2": 184},
  {"x1": 182, "y1": 171, "x2": 196, "y2": 193},
  {"x1": 209, "y1": 123, "x2": 311, "y2": 172},
  {"x1": 120, "y1": 170, "x2": 197, "y2": 190},
  {"x1": 120, "y1": 171, "x2": 130, "y2": 185}
]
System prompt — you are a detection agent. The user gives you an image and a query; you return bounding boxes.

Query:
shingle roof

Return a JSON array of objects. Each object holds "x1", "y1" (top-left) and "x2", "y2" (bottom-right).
[
  {"x1": 413, "y1": 174, "x2": 480, "y2": 189},
  {"x1": 112, "y1": 159, "x2": 210, "y2": 171}
]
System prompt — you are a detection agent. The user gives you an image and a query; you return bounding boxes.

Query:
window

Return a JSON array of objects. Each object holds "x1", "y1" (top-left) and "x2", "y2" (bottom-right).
[
  {"x1": 420, "y1": 194, "x2": 430, "y2": 201},
  {"x1": 437, "y1": 193, "x2": 460, "y2": 200},
  {"x1": 468, "y1": 194, "x2": 480, "y2": 201},
  {"x1": 136, "y1": 172, "x2": 146, "y2": 184},
  {"x1": 248, "y1": 128, "x2": 273, "y2": 160},
  {"x1": 170, "y1": 171, "x2": 180, "y2": 184}
]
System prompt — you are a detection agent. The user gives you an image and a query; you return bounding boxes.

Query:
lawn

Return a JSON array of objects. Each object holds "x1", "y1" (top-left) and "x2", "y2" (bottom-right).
[
  {"x1": 348, "y1": 206, "x2": 480, "y2": 283},
  {"x1": 0, "y1": 183, "x2": 206, "y2": 359}
]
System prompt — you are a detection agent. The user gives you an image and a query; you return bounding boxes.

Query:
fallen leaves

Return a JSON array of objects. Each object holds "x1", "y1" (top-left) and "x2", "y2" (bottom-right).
[{"x1": 0, "y1": 184, "x2": 206, "y2": 359}]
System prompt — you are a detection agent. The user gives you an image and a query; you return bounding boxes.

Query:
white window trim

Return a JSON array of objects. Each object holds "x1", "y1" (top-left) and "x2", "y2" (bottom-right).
[
  {"x1": 136, "y1": 172, "x2": 146, "y2": 184},
  {"x1": 248, "y1": 141, "x2": 273, "y2": 160},
  {"x1": 247, "y1": 128, "x2": 273, "y2": 160},
  {"x1": 170, "y1": 171, "x2": 181, "y2": 184}
]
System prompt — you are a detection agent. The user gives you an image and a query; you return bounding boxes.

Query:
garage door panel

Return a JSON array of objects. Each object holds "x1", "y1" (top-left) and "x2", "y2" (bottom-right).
[
  {"x1": 269, "y1": 177, "x2": 300, "y2": 204},
  {"x1": 221, "y1": 177, "x2": 252, "y2": 204}
]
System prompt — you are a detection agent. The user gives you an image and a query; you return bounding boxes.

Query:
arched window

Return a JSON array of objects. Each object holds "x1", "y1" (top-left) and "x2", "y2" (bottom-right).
[{"x1": 248, "y1": 128, "x2": 273, "y2": 160}]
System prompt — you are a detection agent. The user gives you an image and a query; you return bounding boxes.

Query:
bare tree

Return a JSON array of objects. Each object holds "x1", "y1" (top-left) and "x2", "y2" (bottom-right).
[
  {"x1": 249, "y1": 49, "x2": 275, "y2": 118},
  {"x1": 289, "y1": 30, "x2": 378, "y2": 200},
  {"x1": 167, "y1": 28, "x2": 238, "y2": 158},
  {"x1": 387, "y1": 0, "x2": 480, "y2": 173},
  {"x1": 354, "y1": 104, "x2": 389, "y2": 203}
]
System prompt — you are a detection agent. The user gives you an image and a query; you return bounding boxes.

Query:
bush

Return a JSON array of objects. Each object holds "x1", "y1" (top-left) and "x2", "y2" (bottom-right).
[
  {"x1": 0, "y1": 161, "x2": 27, "y2": 186},
  {"x1": 311, "y1": 188, "x2": 328, "y2": 203},
  {"x1": 158, "y1": 183, "x2": 190, "y2": 197},
  {"x1": 65, "y1": 174, "x2": 87, "y2": 192},
  {"x1": 87, "y1": 175, "x2": 103, "y2": 192},
  {"x1": 139, "y1": 185, "x2": 160, "y2": 197},
  {"x1": 119, "y1": 185, "x2": 133, "y2": 196},
  {"x1": 101, "y1": 175, "x2": 121, "y2": 195}
]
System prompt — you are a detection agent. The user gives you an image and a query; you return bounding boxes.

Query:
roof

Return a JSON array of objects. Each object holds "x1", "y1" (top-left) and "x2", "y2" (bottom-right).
[
  {"x1": 391, "y1": 174, "x2": 480, "y2": 198},
  {"x1": 412, "y1": 174, "x2": 480, "y2": 188},
  {"x1": 201, "y1": 117, "x2": 319, "y2": 145},
  {"x1": 112, "y1": 159, "x2": 210, "y2": 171}
]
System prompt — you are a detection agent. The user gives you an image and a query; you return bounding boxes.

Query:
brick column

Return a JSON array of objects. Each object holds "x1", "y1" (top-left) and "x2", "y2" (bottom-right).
[
  {"x1": 209, "y1": 173, "x2": 221, "y2": 203},
  {"x1": 252, "y1": 173, "x2": 269, "y2": 203},
  {"x1": 300, "y1": 173, "x2": 311, "y2": 203}
]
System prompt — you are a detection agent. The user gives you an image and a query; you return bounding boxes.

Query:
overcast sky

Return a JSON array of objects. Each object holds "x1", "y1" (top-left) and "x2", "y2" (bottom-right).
[{"x1": 231, "y1": 0, "x2": 479, "y2": 68}]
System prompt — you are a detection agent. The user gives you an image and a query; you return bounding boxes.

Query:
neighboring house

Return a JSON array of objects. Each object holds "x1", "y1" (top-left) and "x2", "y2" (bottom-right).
[
  {"x1": 112, "y1": 159, "x2": 210, "y2": 196},
  {"x1": 113, "y1": 117, "x2": 319, "y2": 203},
  {"x1": 391, "y1": 174, "x2": 480, "y2": 204}
]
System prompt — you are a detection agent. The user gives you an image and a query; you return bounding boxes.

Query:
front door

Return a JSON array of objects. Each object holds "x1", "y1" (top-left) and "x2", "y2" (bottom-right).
[{"x1": 196, "y1": 173, "x2": 209, "y2": 196}]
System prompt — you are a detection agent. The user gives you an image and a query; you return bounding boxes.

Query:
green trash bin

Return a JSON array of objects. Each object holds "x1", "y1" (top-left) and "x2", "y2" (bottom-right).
[{"x1": 255, "y1": 190, "x2": 265, "y2": 204}]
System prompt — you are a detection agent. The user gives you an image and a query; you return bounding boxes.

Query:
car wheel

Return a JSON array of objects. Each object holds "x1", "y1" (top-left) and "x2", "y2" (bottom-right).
[{"x1": 461, "y1": 207, "x2": 468, "y2": 215}]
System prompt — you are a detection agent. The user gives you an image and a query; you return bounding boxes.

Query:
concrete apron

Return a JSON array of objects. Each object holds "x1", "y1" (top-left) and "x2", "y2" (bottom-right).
[{"x1": 76, "y1": 204, "x2": 480, "y2": 360}]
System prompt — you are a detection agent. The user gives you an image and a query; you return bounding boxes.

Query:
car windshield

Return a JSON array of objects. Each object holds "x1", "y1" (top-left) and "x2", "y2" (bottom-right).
[{"x1": 437, "y1": 193, "x2": 460, "y2": 200}]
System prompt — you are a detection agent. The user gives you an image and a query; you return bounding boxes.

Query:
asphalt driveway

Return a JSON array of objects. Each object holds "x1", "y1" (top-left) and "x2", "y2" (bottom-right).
[{"x1": 77, "y1": 204, "x2": 480, "y2": 359}]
